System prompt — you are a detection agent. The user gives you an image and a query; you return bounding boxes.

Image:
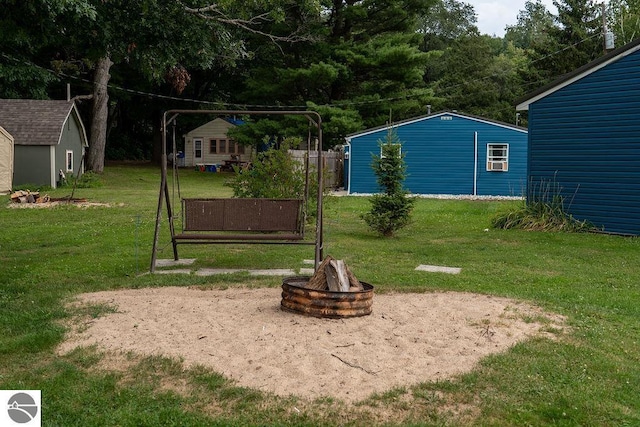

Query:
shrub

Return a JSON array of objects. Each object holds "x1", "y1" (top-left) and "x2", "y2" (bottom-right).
[
  {"x1": 224, "y1": 137, "x2": 325, "y2": 221},
  {"x1": 58, "y1": 171, "x2": 103, "y2": 189},
  {"x1": 361, "y1": 130, "x2": 414, "y2": 237},
  {"x1": 226, "y1": 137, "x2": 305, "y2": 199}
]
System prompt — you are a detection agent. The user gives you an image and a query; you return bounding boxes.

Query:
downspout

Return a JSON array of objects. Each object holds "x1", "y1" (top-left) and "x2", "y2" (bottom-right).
[
  {"x1": 473, "y1": 132, "x2": 478, "y2": 196},
  {"x1": 50, "y1": 145, "x2": 56, "y2": 188},
  {"x1": 345, "y1": 140, "x2": 352, "y2": 194}
]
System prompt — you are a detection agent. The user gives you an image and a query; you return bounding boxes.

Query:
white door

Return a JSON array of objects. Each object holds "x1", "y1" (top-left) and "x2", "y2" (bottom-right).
[{"x1": 194, "y1": 138, "x2": 203, "y2": 163}]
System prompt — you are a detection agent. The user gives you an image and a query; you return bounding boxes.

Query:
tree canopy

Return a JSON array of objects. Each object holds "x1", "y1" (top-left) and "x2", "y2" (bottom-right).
[{"x1": 2, "y1": 0, "x2": 637, "y2": 166}]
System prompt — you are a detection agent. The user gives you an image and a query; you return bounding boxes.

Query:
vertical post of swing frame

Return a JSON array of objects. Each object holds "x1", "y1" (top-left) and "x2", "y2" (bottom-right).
[
  {"x1": 308, "y1": 112, "x2": 324, "y2": 271},
  {"x1": 150, "y1": 112, "x2": 179, "y2": 272},
  {"x1": 165, "y1": 114, "x2": 179, "y2": 261}
]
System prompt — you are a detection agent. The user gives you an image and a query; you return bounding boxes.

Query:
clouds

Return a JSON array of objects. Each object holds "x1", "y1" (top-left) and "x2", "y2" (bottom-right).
[{"x1": 470, "y1": 0, "x2": 557, "y2": 37}]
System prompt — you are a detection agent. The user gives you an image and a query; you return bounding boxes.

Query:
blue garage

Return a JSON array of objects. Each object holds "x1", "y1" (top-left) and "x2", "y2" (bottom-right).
[
  {"x1": 516, "y1": 38, "x2": 640, "y2": 235},
  {"x1": 345, "y1": 111, "x2": 528, "y2": 197}
]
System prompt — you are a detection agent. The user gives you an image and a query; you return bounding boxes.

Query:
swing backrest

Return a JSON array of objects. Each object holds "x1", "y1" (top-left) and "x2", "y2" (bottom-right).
[{"x1": 182, "y1": 198, "x2": 303, "y2": 235}]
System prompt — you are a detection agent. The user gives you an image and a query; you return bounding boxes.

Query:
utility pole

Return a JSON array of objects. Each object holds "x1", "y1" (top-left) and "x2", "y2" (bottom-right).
[
  {"x1": 602, "y1": 3, "x2": 607, "y2": 54},
  {"x1": 602, "y1": 2, "x2": 615, "y2": 53}
]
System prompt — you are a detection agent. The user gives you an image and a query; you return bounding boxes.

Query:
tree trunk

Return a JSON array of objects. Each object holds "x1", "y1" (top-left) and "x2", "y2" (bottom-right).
[
  {"x1": 87, "y1": 56, "x2": 113, "y2": 173},
  {"x1": 151, "y1": 109, "x2": 163, "y2": 165}
]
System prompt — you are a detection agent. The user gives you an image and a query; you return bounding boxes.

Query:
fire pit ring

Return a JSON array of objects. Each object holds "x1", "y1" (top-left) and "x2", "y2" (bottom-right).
[{"x1": 281, "y1": 276, "x2": 374, "y2": 318}]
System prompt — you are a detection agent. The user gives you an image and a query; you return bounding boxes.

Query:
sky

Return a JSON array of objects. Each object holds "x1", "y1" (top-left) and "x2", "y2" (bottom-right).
[{"x1": 470, "y1": 0, "x2": 557, "y2": 37}]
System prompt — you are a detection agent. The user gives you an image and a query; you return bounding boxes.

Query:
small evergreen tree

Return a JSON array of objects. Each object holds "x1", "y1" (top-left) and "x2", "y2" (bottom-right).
[{"x1": 361, "y1": 130, "x2": 414, "y2": 237}]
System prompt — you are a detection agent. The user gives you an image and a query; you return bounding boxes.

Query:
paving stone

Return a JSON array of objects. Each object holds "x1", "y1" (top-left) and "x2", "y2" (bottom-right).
[
  {"x1": 248, "y1": 269, "x2": 296, "y2": 276},
  {"x1": 415, "y1": 265, "x2": 462, "y2": 274},
  {"x1": 154, "y1": 259, "x2": 196, "y2": 268},
  {"x1": 195, "y1": 269, "x2": 243, "y2": 276},
  {"x1": 154, "y1": 269, "x2": 192, "y2": 275}
]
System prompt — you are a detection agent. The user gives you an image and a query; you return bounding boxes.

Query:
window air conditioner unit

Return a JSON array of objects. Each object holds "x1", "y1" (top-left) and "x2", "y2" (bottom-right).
[{"x1": 488, "y1": 161, "x2": 508, "y2": 171}]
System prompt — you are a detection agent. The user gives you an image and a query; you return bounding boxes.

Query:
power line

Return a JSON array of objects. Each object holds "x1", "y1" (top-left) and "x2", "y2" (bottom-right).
[
  {"x1": 1, "y1": 30, "x2": 605, "y2": 111},
  {"x1": 528, "y1": 32, "x2": 601, "y2": 67},
  {"x1": 2, "y1": 51, "x2": 435, "y2": 109},
  {"x1": 0, "y1": 52, "x2": 306, "y2": 108}
]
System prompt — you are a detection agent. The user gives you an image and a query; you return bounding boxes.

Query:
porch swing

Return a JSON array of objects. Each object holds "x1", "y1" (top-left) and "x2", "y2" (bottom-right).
[{"x1": 150, "y1": 109, "x2": 324, "y2": 273}]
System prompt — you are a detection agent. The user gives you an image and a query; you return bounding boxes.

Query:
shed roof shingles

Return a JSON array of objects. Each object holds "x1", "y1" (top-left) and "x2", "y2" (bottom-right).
[{"x1": 0, "y1": 99, "x2": 76, "y2": 146}]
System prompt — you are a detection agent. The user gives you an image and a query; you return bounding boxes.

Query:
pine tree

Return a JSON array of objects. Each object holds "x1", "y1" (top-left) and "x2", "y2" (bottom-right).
[
  {"x1": 361, "y1": 130, "x2": 415, "y2": 237},
  {"x1": 528, "y1": 0, "x2": 601, "y2": 84}
]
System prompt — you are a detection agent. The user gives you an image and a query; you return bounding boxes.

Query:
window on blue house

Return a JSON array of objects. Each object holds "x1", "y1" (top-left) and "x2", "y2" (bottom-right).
[{"x1": 487, "y1": 143, "x2": 509, "y2": 172}]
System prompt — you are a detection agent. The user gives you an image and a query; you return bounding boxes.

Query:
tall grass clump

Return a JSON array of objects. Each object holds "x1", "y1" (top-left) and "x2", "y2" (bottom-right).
[{"x1": 492, "y1": 177, "x2": 595, "y2": 232}]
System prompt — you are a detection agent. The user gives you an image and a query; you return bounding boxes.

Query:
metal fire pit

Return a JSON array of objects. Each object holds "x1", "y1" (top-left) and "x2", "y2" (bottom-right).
[{"x1": 281, "y1": 276, "x2": 374, "y2": 319}]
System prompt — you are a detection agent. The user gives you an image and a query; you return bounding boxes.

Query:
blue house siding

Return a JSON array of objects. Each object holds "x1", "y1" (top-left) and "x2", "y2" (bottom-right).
[
  {"x1": 521, "y1": 41, "x2": 640, "y2": 235},
  {"x1": 346, "y1": 112, "x2": 527, "y2": 197}
]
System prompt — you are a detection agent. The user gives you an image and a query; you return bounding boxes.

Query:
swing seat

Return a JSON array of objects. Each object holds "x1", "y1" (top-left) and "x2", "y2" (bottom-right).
[{"x1": 173, "y1": 198, "x2": 307, "y2": 243}]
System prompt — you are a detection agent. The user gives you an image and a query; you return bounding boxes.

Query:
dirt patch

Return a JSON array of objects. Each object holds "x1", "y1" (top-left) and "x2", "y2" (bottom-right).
[
  {"x1": 7, "y1": 201, "x2": 118, "y2": 208},
  {"x1": 58, "y1": 286, "x2": 564, "y2": 403}
]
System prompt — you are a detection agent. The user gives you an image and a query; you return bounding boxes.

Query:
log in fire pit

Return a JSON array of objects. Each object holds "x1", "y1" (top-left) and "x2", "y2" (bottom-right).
[{"x1": 280, "y1": 257, "x2": 374, "y2": 318}]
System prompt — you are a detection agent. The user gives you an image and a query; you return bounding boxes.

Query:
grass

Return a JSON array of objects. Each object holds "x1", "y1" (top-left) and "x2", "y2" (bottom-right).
[{"x1": 1, "y1": 163, "x2": 639, "y2": 426}]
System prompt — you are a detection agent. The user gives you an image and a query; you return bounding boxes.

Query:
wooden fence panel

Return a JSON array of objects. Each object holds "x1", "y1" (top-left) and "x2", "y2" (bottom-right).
[{"x1": 289, "y1": 150, "x2": 343, "y2": 189}]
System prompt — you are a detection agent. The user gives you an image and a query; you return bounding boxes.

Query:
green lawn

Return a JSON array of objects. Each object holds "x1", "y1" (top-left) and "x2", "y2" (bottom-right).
[{"x1": 1, "y1": 164, "x2": 638, "y2": 426}]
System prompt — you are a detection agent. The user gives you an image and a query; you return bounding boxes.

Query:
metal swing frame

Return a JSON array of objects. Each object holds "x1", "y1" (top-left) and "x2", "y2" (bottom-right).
[{"x1": 150, "y1": 109, "x2": 324, "y2": 273}]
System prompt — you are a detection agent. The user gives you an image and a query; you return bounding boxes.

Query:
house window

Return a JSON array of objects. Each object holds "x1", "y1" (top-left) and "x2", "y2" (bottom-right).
[
  {"x1": 207, "y1": 138, "x2": 244, "y2": 155},
  {"x1": 65, "y1": 150, "x2": 74, "y2": 172},
  {"x1": 487, "y1": 143, "x2": 509, "y2": 172}
]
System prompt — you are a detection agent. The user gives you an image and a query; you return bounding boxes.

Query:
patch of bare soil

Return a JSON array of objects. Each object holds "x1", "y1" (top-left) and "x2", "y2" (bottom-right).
[
  {"x1": 58, "y1": 287, "x2": 564, "y2": 403},
  {"x1": 7, "y1": 201, "x2": 117, "y2": 208}
]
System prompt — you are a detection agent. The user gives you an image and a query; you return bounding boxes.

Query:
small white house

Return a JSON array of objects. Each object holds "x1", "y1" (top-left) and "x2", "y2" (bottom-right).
[{"x1": 183, "y1": 117, "x2": 253, "y2": 168}]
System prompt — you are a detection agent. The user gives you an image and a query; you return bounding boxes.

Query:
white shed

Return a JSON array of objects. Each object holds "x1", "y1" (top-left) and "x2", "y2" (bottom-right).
[{"x1": 0, "y1": 126, "x2": 14, "y2": 194}]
